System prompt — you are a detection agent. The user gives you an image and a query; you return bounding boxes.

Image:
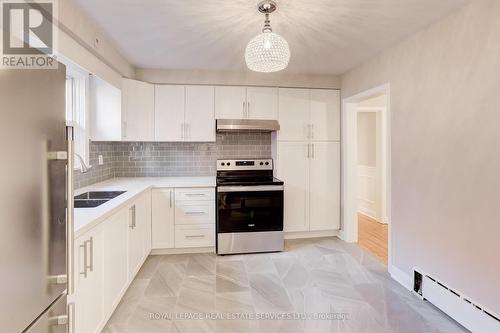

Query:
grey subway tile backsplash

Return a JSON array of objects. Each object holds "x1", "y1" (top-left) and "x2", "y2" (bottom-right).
[{"x1": 74, "y1": 132, "x2": 272, "y2": 189}]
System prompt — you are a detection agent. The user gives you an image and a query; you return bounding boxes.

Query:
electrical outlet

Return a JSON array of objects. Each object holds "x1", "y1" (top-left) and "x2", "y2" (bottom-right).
[{"x1": 98, "y1": 155, "x2": 103, "y2": 165}]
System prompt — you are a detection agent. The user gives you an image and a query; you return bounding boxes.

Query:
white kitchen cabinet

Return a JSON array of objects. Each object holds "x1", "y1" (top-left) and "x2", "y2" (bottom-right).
[
  {"x1": 154, "y1": 85, "x2": 185, "y2": 142},
  {"x1": 215, "y1": 86, "x2": 247, "y2": 119},
  {"x1": 89, "y1": 75, "x2": 122, "y2": 141},
  {"x1": 309, "y1": 142, "x2": 341, "y2": 231},
  {"x1": 128, "y1": 191, "x2": 152, "y2": 279},
  {"x1": 122, "y1": 78, "x2": 155, "y2": 141},
  {"x1": 246, "y1": 87, "x2": 278, "y2": 120},
  {"x1": 215, "y1": 86, "x2": 278, "y2": 120},
  {"x1": 75, "y1": 227, "x2": 104, "y2": 333},
  {"x1": 278, "y1": 142, "x2": 309, "y2": 232},
  {"x1": 102, "y1": 208, "x2": 128, "y2": 316},
  {"x1": 310, "y1": 89, "x2": 340, "y2": 141},
  {"x1": 278, "y1": 88, "x2": 310, "y2": 141},
  {"x1": 154, "y1": 85, "x2": 215, "y2": 142},
  {"x1": 175, "y1": 224, "x2": 215, "y2": 248},
  {"x1": 152, "y1": 188, "x2": 175, "y2": 249},
  {"x1": 277, "y1": 141, "x2": 340, "y2": 233},
  {"x1": 184, "y1": 85, "x2": 215, "y2": 141}
]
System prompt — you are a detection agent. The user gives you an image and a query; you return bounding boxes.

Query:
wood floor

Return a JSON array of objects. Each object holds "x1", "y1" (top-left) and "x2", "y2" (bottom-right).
[{"x1": 358, "y1": 213, "x2": 388, "y2": 265}]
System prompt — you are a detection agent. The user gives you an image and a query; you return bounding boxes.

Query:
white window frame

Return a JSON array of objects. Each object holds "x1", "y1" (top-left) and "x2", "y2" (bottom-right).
[{"x1": 65, "y1": 64, "x2": 90, "y2": 170}]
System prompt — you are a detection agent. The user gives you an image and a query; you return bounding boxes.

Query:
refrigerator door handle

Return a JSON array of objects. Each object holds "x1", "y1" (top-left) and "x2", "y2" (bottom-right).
[{"x1": 66, "y1": 126, "x2": 75, "y2": 294}]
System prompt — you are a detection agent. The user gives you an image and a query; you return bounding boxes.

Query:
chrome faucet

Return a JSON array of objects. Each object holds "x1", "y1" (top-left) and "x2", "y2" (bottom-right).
[{"x1": 74, "y1": 153, "x2": 90, "y2": 173}]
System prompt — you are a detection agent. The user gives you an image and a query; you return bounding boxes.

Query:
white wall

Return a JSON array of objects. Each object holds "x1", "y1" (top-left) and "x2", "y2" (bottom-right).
[
  {"x1": 57, "y1": 0, "x2": 135, "y2": 87},
  {"x1": 357, "y1": 112, "x2": 377, "y2": 167},
  {"x1": 135, "y1": 68, "x2": 340, "y2": 88},
  {"x1": 342, "y1": 0, "x2": 500, "y2": 313}
]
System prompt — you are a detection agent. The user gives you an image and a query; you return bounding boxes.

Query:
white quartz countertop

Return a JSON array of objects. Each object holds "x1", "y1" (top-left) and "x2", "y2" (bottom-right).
[{"x1": 74, "y1": 177, "x2": 216, "y2": 238}]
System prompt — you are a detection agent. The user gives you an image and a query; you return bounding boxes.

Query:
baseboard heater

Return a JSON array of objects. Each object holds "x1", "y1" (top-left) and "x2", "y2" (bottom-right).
[{"x1": 413, "y1": 269, "x2": 500, "y2": 332}]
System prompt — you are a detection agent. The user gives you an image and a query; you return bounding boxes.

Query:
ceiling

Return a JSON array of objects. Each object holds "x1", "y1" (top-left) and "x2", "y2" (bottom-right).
[{"x1": 73, "y1": 0, "x2": 469, "y2": 75}]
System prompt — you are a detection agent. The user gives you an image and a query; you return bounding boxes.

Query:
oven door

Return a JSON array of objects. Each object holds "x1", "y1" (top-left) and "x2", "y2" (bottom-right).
[{"x1": 217, "y1": 185, "x2": 283, "y2": 233}]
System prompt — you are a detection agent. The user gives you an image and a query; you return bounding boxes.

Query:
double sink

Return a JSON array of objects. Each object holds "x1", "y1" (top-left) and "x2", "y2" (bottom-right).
[{"x1": 74, "y1": 191, "x2": 126, "y2": 208}]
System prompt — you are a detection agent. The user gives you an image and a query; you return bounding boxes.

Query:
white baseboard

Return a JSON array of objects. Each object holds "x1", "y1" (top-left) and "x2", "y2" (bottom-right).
[
  {"x1": 389, "y1": 264, "x2": 412, "y2": 291},
  {"x1": 151, "y1": 247, "x2": 214, "y2": 255},
  {"x1": 285, "y1": 229, "x2": 339, "y2": 240}
]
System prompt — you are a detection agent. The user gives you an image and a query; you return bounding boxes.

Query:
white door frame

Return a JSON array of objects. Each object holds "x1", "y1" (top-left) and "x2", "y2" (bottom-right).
[{"x1": 341, "y1": 83, "x2": 392, "y2": 267}]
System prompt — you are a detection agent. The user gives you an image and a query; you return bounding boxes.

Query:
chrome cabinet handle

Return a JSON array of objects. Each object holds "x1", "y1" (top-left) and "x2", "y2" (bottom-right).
[
  {"x1": 307, "y1": 143, "x2": 310, "y2": 158},
  {"x1": 312, "y1": 144, "x2": 315, "y2": 159},
  {"x1": 242, "y1": 101, "x2": 246, "y2": 118},
  {"x1": 79, "y1": 239, "x2": 90, "y2": 278},
  {"x1": 88, "y1": 236, "x2": 94, "y2": 272},
  {"x1": 185, "y1": 211, "x2": 205, "y2": 215},
  {"x1": 130, "y1": 205, "x2": 136, "y2": 229},
  {"x1": 185, "y1": 235, "x2": 205, "y2": 238},
  {"x1": 311, "y1": 124, "x2": 314, "y2": 139},
  {"x1": 185, "y1": 193, "x2": 206, "y2": 197}
]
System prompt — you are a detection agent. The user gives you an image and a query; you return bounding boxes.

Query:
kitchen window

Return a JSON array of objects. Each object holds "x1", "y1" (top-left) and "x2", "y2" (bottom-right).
[{"x1": 65, "y1": 65, "x2": 90, "y2": 170}]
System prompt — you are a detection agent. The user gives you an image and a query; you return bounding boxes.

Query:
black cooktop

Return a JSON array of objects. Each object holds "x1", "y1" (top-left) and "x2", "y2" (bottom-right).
[{"x1": 217, "y1": 169, "x2": 284, "y2": 186}]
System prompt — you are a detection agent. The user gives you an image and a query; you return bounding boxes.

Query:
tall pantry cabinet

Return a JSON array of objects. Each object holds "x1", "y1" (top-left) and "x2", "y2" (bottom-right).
[{"x1": 277, "y1": 88, "x2": 341, "y2": 233}]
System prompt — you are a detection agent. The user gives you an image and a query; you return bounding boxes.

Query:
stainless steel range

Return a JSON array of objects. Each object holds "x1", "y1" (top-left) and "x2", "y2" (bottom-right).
[{"x1": 216, "y1": 159, "x2": 284, "y2": 255}]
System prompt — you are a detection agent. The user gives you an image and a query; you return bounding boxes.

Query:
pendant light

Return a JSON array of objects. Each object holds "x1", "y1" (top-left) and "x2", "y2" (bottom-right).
[{"x1": 245, "y1": 0, "x2": 290, "y2": 73}]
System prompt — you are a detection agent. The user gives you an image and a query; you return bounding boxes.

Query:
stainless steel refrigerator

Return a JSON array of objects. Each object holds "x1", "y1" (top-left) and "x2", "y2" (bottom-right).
[{"x1": 0, "y1": 65, "x2": 73, "y2": 332}]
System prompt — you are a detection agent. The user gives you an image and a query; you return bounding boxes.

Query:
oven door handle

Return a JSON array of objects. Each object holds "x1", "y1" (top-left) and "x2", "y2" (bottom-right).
[{"x1": 217, "y1": 185, "x2": 284, "y2": 192}]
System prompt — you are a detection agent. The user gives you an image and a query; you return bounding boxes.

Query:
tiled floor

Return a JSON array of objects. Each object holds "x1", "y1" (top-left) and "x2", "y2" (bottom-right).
[{"x1": 103, "y1": 237, "x2": 467, "y2": 333}]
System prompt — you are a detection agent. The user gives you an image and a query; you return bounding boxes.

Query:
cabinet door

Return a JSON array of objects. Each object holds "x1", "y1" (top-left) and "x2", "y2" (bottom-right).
[
  {"x1": 154, "y1": 85, "x2": 185, "y2": 141},
  {"x1": 246, "y1": 87, "x2": 278, "y2": 120},
  {"x1": 309, "y1": 142, "x2": 340, "y2": 231},
  {"x1": 215, "y1": 86, "x2": 246, "y2": 119},
  {"x1": 277, "y1": 142, "x2": 309, "y2": 232},
  {"x1": 278, "y1": 88, "x2": 310, "y2": 141},
  {"x1": 127, "y1": 203, "x2": 144, "y2": 279},
  {"x1": 185, "y1": 85, "x2": 215, "y2": 142},
  {"x1": 122, "y1": 78, "x2": 154, "y2": 141},
  {"x1": 152, "y1": 188, "x2": 175, "y2": 249},
  {"x1": 310, "y1": 89, "x2": 340, "y2": 141},
  {"x1": 89, "y1": 75, "x2": 122, "y2": 141},
  {"x1": 75, "y1": 228, "x2": 104, "y2": 333},
  {"x1": 102, "y1": 209, "x2": 128, "y2": 314},
  {"x1": 141, "y1": 190, "x2": 152, "y2": 256}
]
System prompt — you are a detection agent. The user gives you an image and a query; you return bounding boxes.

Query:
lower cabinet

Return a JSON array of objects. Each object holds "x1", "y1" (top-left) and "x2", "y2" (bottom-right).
[
  {"x1": 278, "y1": 141, "x2": 340, "y2": 232},
  {"x1": 151, "y1": 188, "x2": 175, "y2": 249},
  {"x1": 152, "y1": 187, "x2": 215, "y2": 250},
  {"x1": 74, "y1": 190, "x2": 152, "y2": 333},
  {"x1": 75, "y1": 227, "x2": 104, "y2": 333}
]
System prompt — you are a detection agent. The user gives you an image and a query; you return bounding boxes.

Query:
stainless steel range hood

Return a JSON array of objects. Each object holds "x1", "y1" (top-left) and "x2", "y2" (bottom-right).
[{"x1": 216, "y1": 119, "x2": 280, "y2": 132}]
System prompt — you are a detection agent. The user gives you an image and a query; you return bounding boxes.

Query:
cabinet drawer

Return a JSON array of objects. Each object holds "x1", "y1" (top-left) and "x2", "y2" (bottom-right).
[
  {"x1": 175, "y1": 225, "x2": 214, "y2": 248},
  {"x1": 175, "y1": 188, "x2": 214, "y2": 201},
  {"x1": 175, "y1": 201, "x2": 214, "y2": 225}
]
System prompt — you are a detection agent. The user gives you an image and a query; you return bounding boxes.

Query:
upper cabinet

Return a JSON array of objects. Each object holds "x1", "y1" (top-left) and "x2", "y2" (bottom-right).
[
  {"x1": 310, "y1": 89, "x2": 340, "y2": 141},
  {"x1": 184, "y1": 85, "x2": 215, "y2": 142},
  {"x1": 89, "y1": 75, "x2": 122, "y2": 141},
  {"x1": 278, "y1": 88, "x2": 340, "y2": 142},
  {"x1": 215, "y1": 86, "x2": 278, "y2": 120},
  {"x1": 155, "y1": 85, "x2": 215, "y2": 142},
  {"x1": 278, "y1": 88, "x2": 310, "y2": 141},
  {"x1": 122, "y1": 78, "x2": 155, "y2": 141},
  {"x1": 215, "y1": 86, "x2": 247, "y2": 119}
]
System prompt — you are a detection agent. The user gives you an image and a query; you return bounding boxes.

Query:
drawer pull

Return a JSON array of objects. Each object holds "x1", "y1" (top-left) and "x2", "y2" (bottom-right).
[
  {"x1": 185, "y1": 193, "x2": 207, "y2": 196},
  {"x1": 185, "y1": 211, "x2": 205, "y2": 215},
  {"x1": 185, "y1": 234, "x2": 205, "y2": 238}
]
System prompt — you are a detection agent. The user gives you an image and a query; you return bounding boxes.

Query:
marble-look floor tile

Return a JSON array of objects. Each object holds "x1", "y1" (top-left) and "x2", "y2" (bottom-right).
[
  {"x1": 144, "y1": 262, "x2": 186, "y2": 297},
  {"x1": 102, "y1": 237, "x2": 468, "y2": 333},
  {"x1": 186, "y1": 253, "x2": 216, "y2": 276},
  {"x1": 248, "y1": 272, "x2": 294, "y2": 313},
  {"x1": 216, "y1": 260, "x2": 249, "y2": 292}
]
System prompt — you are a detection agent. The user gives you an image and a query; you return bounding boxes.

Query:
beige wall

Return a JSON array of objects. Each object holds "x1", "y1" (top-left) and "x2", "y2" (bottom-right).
[
  {"x1": 136, "y1": 68, "x2": 340, "y2": 88},
  {"x1": 342, "y1": 0, "x2": 500, "y2": 313},
  {"x1": 357, "y1": 112, "x2": 377, "y2": 167},
  {"x1": 57, "y1": 0, "x2": 134, "y2": 87}
]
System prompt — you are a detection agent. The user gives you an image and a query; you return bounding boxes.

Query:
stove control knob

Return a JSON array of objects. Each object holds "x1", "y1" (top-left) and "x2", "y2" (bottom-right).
[
  {"x1": 227, "y1": 162, "x2": 231, "y2": 166},
  {"x1": 265, "y1": 162, "x2": 269, "y2": 166},
  {"x1": 221, "y1": 162, "x2": 225, "y2": 166},
  {"x1": 260, "y1": 162, "x2": 264, "y2": 166}
]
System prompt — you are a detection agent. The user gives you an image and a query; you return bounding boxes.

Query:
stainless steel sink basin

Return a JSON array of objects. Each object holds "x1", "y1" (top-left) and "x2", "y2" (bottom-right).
[
  {"x1": 75, "y1": 191, "x2": 126, "y2": 200},
  {"x1": 74, "y1": 191, "x2": 126, "y2": 208},
  {"x1": 74, "y1": 199, "x2": 109, "y2": 208}
]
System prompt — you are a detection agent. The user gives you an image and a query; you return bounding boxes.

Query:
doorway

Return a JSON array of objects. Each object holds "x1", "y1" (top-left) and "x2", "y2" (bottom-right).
[{"x1": 342, "y1": 84, "x2": 391, "y2": 267}]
